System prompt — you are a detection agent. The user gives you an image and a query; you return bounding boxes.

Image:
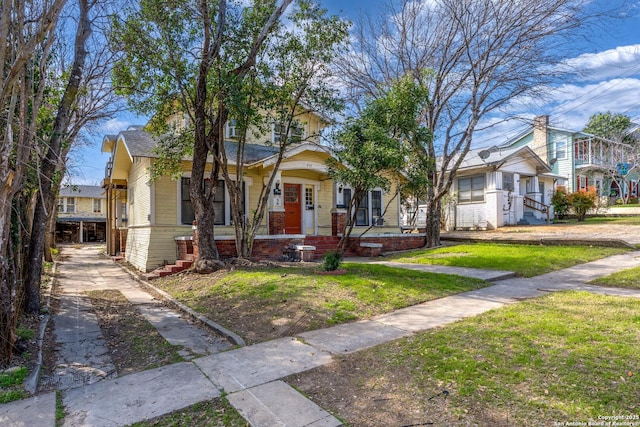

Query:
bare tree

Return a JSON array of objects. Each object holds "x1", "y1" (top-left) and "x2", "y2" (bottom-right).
[
  {"x1": 337, "y1": 0, "x2": 612, "y2": 246},
  {"x1": 0, "y1": 0, "x2": 66, "y2": 363},
  {"x1": 24, "y1": 0, "x2": 124, "y2": 313}
]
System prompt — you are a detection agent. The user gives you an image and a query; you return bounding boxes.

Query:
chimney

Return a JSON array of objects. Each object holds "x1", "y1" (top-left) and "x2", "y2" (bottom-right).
[{"x1": 532, "y1": 115, "x2": 549, "y2": 162}]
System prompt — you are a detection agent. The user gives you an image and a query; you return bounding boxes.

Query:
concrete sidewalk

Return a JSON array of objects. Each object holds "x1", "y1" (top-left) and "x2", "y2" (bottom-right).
[{"x1": 2, "y1": 247, "x2": 640, "y2": 426}]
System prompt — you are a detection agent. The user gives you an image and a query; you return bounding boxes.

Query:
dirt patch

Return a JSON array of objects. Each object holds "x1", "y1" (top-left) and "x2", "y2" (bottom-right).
[
  {"x1": 287, "y1": 351, "x2": 468, "y2": 426},
  {"x1": 87, "y1": 290, "x2": 183, "y2": 375},
  {"x1": 287, "y1": 345, "x2": 535, "y2": 427}
]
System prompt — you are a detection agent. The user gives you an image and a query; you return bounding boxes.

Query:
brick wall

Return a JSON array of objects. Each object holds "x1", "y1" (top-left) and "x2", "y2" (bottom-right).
[
  {"x1": 186, "y1": 225, "x2": 425, "y2": 262},
  {"x1": 331, "y1": 210, "x2": 346, "y2": 236},
  {"x1": 175, "y1": 238, "x2": 194, "y2": 260},
  {"x1": 269, "y1": 211, "x2": 286, "y2": 235},
  {"x1": 119, "y1": 229, "x2": 128, "y2": 254}
]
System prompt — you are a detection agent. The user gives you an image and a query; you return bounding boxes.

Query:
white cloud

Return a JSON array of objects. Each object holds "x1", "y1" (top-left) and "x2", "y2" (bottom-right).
[
  {"x1": 98, "y1": 117, "x2": 136, "y2": 135},
  {"x1": 473, "y1": 76, "x2": 640, "y2": 148},
  {"x1": 560, "y1": 44, "x2": 640, "y2": 82}
]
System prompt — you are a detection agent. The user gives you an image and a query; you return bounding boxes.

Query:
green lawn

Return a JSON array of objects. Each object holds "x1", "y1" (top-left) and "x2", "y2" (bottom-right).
[
  {"x1": 385, "y1": 243, "x2": 627, "y2": 277},
  {"x1": 290, "y1": 291, "x2": 640, "y2": 425},
  {"x1": 393, "y1": 291, "x2": 640, "y2": 421},
  {"x1": 590, "y1": 265, "x2": 640, "y2": 289},
  {"x1": 152, "y1": 263, "x2": 488, "y2": 344}
]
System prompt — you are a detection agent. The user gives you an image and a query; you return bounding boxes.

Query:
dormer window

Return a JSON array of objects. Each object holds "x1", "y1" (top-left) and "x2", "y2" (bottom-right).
[
  {"x1": 290, "y1": 125, "x2": 304, "y2": 143},
  {"x1": 273, "y1": 122, "x2": 306, "y2": 144},
  {"x1": 226, "y1": 119, "x2": 239, "y2": 139}
]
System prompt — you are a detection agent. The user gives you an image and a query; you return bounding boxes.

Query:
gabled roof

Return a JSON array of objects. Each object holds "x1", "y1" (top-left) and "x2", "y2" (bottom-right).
[
  {"x1": 224, "y1": 141, "x2": 280, "y2": 164},
  {"x1": 500, "y1": 123, "x2": 627, "y2": 149},
  {"x1": 105, "y1": 127, "x2": 310, "y2": 167},
  {"x1": 117, "y1": 130, "x2": 157, "y2": 157},
  {"x1": 59, "y1": 185, "x2": 105, "y2": 198},
  {"x1": 456, "y1": 145, "x2": 551, "y2": 172},
  {"x1": 256, "y1": 142, "x2": 333, "y2": 168}
]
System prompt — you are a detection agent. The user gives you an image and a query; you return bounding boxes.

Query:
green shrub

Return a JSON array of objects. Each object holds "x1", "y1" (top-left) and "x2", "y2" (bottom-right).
[
  {"x1": 568, "y1": 186, "x2": 598, "y2": 221},
  {"x1": 551, "y1": 186, "x2": 570, "y2": 219},
  {"x1": 322, "y1": 250, "x2": 342, "y2": 271}
]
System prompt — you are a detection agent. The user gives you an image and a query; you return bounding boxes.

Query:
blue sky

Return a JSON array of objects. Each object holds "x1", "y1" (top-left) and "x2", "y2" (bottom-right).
[{"x1": 69, "y1": 0, "x2": 640, "y2": 185}]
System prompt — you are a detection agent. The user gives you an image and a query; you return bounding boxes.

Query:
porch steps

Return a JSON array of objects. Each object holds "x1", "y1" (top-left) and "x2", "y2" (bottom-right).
[
  {"x1": 517, "y1": 212, "x2": 548, "y2": 226},
  {"x1": 145, "y1": 259, "x2": 193, "y2": 281},
  {"x1": 176, "y1": 259, "x2": 193, "y2": 269}
]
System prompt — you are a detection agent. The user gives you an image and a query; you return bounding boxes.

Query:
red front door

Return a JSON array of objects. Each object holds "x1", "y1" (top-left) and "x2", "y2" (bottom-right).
[{"x1": 284, "y1": 183, "x2": 302, "y2": 234}]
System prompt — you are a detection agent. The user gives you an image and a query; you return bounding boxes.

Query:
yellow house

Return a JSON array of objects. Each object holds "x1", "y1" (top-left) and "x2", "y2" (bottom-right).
[
  {"x1": 56, "y1": 185, "x2": 107, "y2": 243},
  {"x1": 101, "y1": 114, "x2": 419, "y2": 272}
]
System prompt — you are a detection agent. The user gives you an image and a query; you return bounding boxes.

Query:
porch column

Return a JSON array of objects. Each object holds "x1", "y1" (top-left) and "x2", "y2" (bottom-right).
[
  {"x1": 530, "y1": 176, "x2": 541, "y2": 203},
  {"x1": 104, "y1": 185, "x2": 113, "y2": 255},
  {"x1": 79, "y1": 221, "x2": 84, "y2": 243},
  {"x1": 314, "y1": 184, "x2": 320, "y2": 235},
  {"x1": 331, "y1": 208, "x2": 346, "y2": 236},
  {"x1": 513, "y1": 174, "x2": 524, "y2": 223},
  {"x1": 266, "y1": 172, "x2": 285, "y2": 235}
]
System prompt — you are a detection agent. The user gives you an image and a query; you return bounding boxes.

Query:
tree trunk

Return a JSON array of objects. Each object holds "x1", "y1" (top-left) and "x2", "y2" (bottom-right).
[
  {"x1": 336, "y1": 188, "x2": 365, "y2": 254},
  {"x1": 23, "y1": 0, "x2": 91, "y2": 314},
  {"x1": 424, "y1": 189, "x2": 441, "y2": 248},
  {"x1": 0, "y1": 193, "x2": 18, "y2": 365},
  {"x1": 44, "y1": 204, "x2": 57, "y2": 262}
]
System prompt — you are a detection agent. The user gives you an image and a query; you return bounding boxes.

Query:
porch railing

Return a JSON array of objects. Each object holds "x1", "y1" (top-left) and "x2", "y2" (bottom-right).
[{"x1": 523, "y1": 196, "x2": 550, "y2": 224}]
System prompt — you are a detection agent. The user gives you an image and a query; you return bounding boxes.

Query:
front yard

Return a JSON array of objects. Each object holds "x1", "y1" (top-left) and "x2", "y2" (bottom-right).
[
  {"x1": 152, "y1": 264, "x2": 488, "y2": 344},
  {"x1": 135, "y1": 241, "x2": 639, "y2": 425},
  {"x1": 288, "y1": 291, "x2": 640, "y2": 426},
  {"x1": 149, "y1": 243, "x2": 629, "y2": 344}
]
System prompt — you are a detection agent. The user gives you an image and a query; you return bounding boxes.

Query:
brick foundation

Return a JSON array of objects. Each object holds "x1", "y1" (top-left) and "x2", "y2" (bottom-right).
[{"x1": 188, "y1": 221, "x2": 426, "y2": 262}]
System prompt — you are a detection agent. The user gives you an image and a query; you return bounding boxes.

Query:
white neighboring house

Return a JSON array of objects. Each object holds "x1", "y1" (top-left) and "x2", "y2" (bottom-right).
[
  {"x1": 444, "y1": 145, "x2": 562, "y2": 230},
  {"x1": 404, "y1": 145, "x2": 562, "y2": 231}
]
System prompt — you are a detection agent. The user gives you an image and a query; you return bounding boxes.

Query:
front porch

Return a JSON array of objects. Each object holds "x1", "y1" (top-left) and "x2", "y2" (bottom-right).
[{"x1": 171, "y1": 232, "x2": 426, "y2": 267}]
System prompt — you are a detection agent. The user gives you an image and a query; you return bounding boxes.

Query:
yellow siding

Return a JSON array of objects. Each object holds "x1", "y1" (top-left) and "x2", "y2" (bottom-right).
[
  {"x1": 128, "y1": 158, "x2": 152, "y2": 226},
  {"x1": 153, "y1": 174, "x2": 178, "y2": 225},
  {"x1": 235, "y1": 111, "x2": 325, "y2": 145},
  {"x1": 124, "y1": 226, "x2": 150, "y2": 271},
  {"x1": 58, "y1": 196, "x2": 106, "y2": 219},
  {"x1": 145, "y1": 225, "x2": 192, "y2": 270},
  {"x1": 76, "y1": 197, "x2": 92, "y2": 214},
  {"x1": 126, "y1": 225, "x2": 193, "y2": 272},
  {"x1": 318, "y1": 179, "x2": 334, "y2": 233},
  {"x1": 282, "y1": 170, "x2": 323, "y2": 181},
  {"x1": 112, "y1": 140, "x2": 132, "y2": 180},
  {"x1": 285, "y1": 151, "x2": 331, "y2": 164}
]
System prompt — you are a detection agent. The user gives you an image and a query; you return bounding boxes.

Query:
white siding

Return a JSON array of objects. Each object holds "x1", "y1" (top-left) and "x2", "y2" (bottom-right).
[{"x1": 456, "y1": 204, "x2": 488, "y2": 229}]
